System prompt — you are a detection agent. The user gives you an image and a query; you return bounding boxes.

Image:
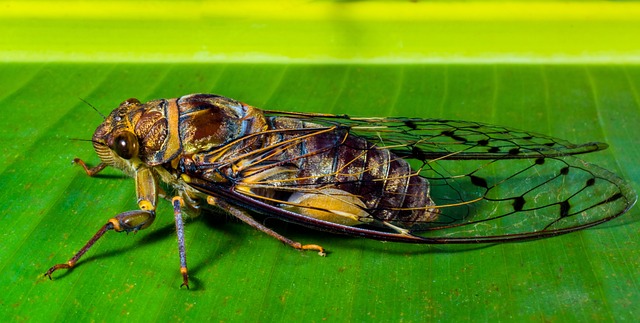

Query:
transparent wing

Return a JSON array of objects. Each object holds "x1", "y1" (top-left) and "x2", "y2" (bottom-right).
[
  {"x1": 408, "y1": 152, "x2": 635, "y2": 241},
  {"x1": 190, "y1": 111, "x2": 636, "y2": 243},
  {"x1": 262, "y1": 111, "x2": 607, "y2": 159}
]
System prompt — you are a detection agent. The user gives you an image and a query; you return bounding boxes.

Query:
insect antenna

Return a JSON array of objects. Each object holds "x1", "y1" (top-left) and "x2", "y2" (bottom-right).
[
  {"x1": 69, "y1": 138, "x2": 93, "y2": 142},
  {"x1": 79, "y1": 98, "x2": 106, "y2": 120},
  {"x1": 68, "y1": 138, "x2": 107, "y2": 147}
]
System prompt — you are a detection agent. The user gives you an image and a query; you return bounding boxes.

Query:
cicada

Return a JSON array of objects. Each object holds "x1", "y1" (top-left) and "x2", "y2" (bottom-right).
[{"x1": 45, "y1": 93, "x2": 636, "y2": 288}]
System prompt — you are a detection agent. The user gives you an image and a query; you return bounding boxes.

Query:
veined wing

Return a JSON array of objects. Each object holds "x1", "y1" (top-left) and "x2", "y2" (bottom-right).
[
  {"x1": 190, "y1": 111, "x2": 636, "y2": 243},
  {"x1": 262, "y1": 110, "x2": 607, "y2": 159}
]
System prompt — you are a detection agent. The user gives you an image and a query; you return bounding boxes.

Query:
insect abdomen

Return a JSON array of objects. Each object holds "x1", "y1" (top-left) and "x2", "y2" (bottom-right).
[{"x1": 267, "y1": 117, "x2": 438, "y2": 226}]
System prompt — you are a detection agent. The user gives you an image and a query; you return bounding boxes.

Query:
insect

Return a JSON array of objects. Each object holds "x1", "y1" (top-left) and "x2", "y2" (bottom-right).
[{"x1": 45, "y1": 93, "x2": 636, "y2": 288}]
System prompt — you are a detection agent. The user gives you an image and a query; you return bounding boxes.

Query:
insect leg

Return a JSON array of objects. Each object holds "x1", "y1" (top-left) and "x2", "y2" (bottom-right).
[
  {"x1": 207, "y1": 196, "x2": 327, "y2": 256},
  {"x1": 73, "y1": 158, "x2": 106, "y2": 176},
  {"x1": 44, "y1": 209, "x2": 156, "y2": 279},
  {"x1": 46, "y1": 166, "x2": 159, "y2": 280},
  {"x1": 44, "y1": 222, "x2": 112, "y2": 278},
  {"x1": 171, "y1": 196, "x2": 190, "y2": 289}
]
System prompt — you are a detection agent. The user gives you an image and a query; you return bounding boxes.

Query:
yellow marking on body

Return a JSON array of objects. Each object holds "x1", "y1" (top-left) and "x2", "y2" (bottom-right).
[
  {"x1": 180, "y1": 174, "x2": 192, "y2": 183},
  {"x1": 108, "y1": 218, "x2": 122, "y2": 231},
  {"x1": 235, "y1": 185, "x2": 252, "y2": 194},
  {"x1": 197, "y1": 144, "x2": 233, "y2": 164},
  {"x1": 241, "y1": 166, "x2": 298, "y2": 184},
  {"x1": 153, "y1": 99, "x2": 182, "y2": 162},
  {"x1": 138, "y1": 200, "x2": 153, "y2": 210},
  {"x1": 172, "y1": 196, "x2": 185, "y2": 206},
  {"x1": 284, "y1": 188, "x2": 371, "y2": 226},
  {"x1": 170, "y1": 158, "x2": 180, "y2": 170}
]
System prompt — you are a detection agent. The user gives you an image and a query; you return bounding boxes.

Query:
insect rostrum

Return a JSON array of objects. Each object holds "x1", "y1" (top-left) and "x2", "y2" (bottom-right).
[{"x1": 44, "y1": 93, "x2": 637, "y2": 288}]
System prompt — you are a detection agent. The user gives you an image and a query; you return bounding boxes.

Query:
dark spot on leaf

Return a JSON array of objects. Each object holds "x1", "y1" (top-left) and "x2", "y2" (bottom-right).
[
  {"x1": 560, "y1": 167, "x2": 569, "y2": 175},
  {"x1": 477, "y1": 139, "x2": 489, "y2": 146},
  {"x1": 535, "y1": 158, "x2": 545, "y2": 165},
  {"x1": 586, "y1": 178, "x2": 595, "y2": 186},
  {"x1": 488, "y1": 146, "x2": 500, "y2": 153},
  {"x1": 508, "y1": 148, "x2": 520, "y2": 155}
]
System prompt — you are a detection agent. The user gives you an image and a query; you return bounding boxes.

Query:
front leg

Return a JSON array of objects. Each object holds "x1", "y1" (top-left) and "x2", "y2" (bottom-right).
[
  {"x1": 44, "y1": 209, "x2": 156, "y2": 278},
  {"x1": 73, "y1": 158, "x2": 106, "y2": 176},
  {"x1": 45, "y1": 165, "x2": 159, "y2": 279}
]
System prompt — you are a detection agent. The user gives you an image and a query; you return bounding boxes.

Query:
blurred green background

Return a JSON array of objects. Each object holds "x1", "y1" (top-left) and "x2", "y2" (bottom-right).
[{"x1": 1, "y1": 1, "x2": 639, "y2": 321}]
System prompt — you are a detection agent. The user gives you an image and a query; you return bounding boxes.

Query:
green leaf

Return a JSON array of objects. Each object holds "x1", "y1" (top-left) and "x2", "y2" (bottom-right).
[{"x1": 1, "y1": 1, "x2": 639, "y2": 322}]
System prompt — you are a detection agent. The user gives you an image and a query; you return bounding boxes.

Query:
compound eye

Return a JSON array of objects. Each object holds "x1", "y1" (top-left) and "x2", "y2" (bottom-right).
[{"x1": 112, "y1": 132, "x2": 139, "y2": 159}]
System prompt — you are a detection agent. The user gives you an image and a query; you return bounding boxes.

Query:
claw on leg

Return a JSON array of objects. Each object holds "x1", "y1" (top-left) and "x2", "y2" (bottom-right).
[{"x1": 292, "y1": 242, "x2": 327, "y2": 256}]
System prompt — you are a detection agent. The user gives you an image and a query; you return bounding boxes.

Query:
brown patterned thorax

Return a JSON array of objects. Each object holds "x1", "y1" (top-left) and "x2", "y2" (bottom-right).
[{"x1": 135, "y1": 108, "x2": 167, "y2": 158}]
